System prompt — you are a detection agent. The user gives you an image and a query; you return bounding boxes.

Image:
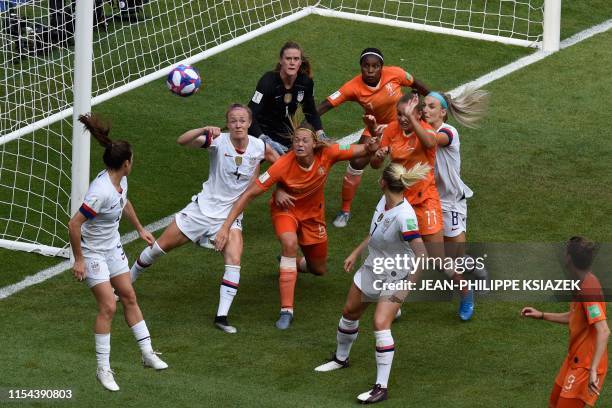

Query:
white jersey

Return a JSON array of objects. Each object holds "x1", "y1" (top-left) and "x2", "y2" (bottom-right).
[
  {"x1": 434, "y1": 123, "x2": 473, "y2": 214},
  {"x1": 362, "y1": 196, "x2": 420, "y2": 280},
  {"x1": 196, "y1": 133, "x2": 265, "y2": 219},
  {"x1": 79, "y1": 170, "x2": 128, "y2": 253}
]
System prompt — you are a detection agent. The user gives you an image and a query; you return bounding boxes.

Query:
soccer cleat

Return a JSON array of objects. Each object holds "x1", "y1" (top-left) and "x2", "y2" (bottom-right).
[
  {"x1": 142, "y1": 350, "x2": 169, "y2": 370},
  {"x1": 458, "y1": 289, "x2": 475, "y2": 321},
  {"x1": 275, "y1": 311, "x2": 293, "y2": 330},
  {"x1": 96, "y1": 367, "x2": 120, "y2": 392},
  {"x1": 357, "y1": 384, "x2": 388, "y2": 404},
  {"x1": 318, "y1": 131, "x2": 333, "y2": 143},
  {"x1": 314, "y1": 353, "x2": 349, "y2": 372},
  {"x1": 333, "y1": 211, "x2": 351, "y2": 228},
  {"x1": 214, "y1": 316, "x2": 237, "y2": 334},
  {"x1": 198, "y1": 236, "x2": 215, "y2": 250}
]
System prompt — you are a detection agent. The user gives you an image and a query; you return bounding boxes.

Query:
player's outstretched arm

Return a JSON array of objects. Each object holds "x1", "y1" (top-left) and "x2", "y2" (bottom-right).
[
  {"x1": 520, "y1": 307, "x2": 570, "y2": 324},
  {"x1": 264, "y1": 143, "x2": 279, "y2": 163},
  {"x1": 411, "y1": 79, "x2": 430, "y2": 97},
  {"x1": 344, "y1": 235, "x2": 371, "y2": 272},
  {"x1": 370, "y1": 146, "x2": 389, "y2": 169},
  {"x1": 176, "y1": 126, "x2": 221, "y2": 148},
  {"x1": 390, "y1": 237, "x2": 428, "y2": 303},
  {"x1": 68, "y1": 212, "x2": 88, "y2": 281},
  {"x1": 214, "y1": 182, "x2": 265, "y2": 251},
  {"x1": 317, "y1": 99, "x2": 333, "y2": 116},
  {"x1": 123, "y1": 200, "x2": 155, "y2": 246}
]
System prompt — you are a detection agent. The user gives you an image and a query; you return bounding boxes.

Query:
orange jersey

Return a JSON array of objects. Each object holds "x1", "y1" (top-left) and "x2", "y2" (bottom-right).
[
  {"x1": 256, "y1": 144, "x2": 355, "y2": 220},
  {"x1": 567, "y1": 273, "x2": 608, "y2": 374},
  {"x1": 380, "y1": 120, "x2": 439, "y2": 205},
  {"x1": 326, "y1": 66, "x2": 414, "y2": 125}
]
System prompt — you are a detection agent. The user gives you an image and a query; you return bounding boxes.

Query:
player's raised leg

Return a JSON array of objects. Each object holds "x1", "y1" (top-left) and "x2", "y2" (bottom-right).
[
  {"x1": 334, "y1": 136, "x2": 371, "y2": 228},
  {"x1": 334, "y1": 162, "x2": 363, "y2": 227},
  {"x1": 130, "y1": 219, "x2": 189, "y2": 282}
]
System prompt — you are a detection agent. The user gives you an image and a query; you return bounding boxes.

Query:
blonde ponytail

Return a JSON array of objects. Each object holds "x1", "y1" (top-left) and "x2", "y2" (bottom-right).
[
  {"x1": 446, "y1": 87, "x2": 490, "y2": 129},
  {"x1": 383, "y1": 162, "x2": 431, "y2": 192}
]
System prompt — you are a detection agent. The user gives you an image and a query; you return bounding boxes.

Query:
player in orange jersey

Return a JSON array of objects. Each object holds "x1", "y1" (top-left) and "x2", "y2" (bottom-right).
[
  {"x1": 522, "y1": 236, "x2": 609, "y2": 408},
  {"x1": 316, "y1": 48, "x2": 430, "y2": 228},
  {"x1": 214, "y1": 125, "x2": 380, "y2": 329},
  {"x1": 370, "y1": 93, "x2": 475, "y2": 321}
]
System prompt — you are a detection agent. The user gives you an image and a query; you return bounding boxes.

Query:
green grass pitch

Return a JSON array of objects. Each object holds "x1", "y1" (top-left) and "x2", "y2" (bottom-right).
[{"x1": 1, "y1": 4, "x2": 612, "y2": 407}]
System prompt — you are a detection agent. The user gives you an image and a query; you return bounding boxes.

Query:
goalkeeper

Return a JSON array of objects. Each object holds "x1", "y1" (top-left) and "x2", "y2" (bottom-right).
[{"x1": 247, "y1": 41, "x2": 326, "y2": 155}]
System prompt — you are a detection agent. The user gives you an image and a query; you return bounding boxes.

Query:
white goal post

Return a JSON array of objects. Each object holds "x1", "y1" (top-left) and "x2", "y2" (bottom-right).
[{"x1": 0, "y1": 0, "x2": 560, "y2": 258}]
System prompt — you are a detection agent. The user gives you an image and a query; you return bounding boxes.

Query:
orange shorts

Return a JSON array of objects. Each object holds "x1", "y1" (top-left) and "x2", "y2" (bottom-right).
[
  {"x1": 553, "y1": 357, "x2": 606, "y2": 407},
  {"x1": 272, "y1": 212, "x2": 327, "y2": 246},
  {"x1": 412, "y1": 197, "x2": 443, "y2": 236}
]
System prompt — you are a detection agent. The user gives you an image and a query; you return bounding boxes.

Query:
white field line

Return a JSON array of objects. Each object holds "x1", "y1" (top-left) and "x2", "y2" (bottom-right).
[
  {"x1": 0, "y1": 216, "x2": 174, "y2": 300},
  {"x1": 1, "y1": 20, "x2": 611, "y2": 301}
]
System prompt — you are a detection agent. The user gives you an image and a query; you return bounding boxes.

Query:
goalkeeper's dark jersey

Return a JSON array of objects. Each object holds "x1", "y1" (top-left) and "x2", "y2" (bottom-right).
[{"x1": 247, "y1": 71, "x2": 323, "y2": 147}]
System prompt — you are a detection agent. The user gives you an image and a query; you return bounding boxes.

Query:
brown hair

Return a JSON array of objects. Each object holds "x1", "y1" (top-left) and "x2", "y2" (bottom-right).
[
  {"x1": 274, "y1": 41, "x2": 312, "y2": 78},
  {"x1": 225, "y1": 103, "x2": 252, "y2": 121},
  {"x1": 566, "y1": 236, "x2": 597, "y2": 270},
  {"x1": 78, "y1": 113, "x2": 132, "y2": 170}
]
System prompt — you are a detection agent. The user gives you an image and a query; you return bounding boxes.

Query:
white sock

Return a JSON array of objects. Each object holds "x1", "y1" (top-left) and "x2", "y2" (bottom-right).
[
  {"x1": 374, "y1": 329, "x2": 395, "y2": 388},
  {"x1": 131, "y1": 320, "x2": 153, "y2": 354},
  {"x1": 216, "y1": 265, "x2": 240, "y2": 317},
  {"x1": 95, "y1": 333, "x2": 111, "y2": 369},
  {"x1": 336, "y1": 316, "x2": 359, "y2": 361},
  {"x1": 131, "y1": 241, "x2": 165, "y2": 282}
]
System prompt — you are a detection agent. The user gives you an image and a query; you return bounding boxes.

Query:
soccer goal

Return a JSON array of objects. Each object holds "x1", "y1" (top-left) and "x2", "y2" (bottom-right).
[{"x1": 0, "y1": 0, "x2": 560, "y2": 258}]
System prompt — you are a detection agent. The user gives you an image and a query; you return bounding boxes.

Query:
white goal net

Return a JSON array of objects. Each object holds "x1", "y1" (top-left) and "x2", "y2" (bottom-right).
[{"x1": 0, "y1": 0, "x2": 556, "y2": 257}]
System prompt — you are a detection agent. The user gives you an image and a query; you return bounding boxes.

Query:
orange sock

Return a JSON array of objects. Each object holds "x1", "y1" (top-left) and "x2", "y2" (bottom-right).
[
  {"x1": 279, "y1": 257, "x2": 298, "y2": 310},
  {"x1": 341, "y1": 169, "x2": 363, "y2": 213}
]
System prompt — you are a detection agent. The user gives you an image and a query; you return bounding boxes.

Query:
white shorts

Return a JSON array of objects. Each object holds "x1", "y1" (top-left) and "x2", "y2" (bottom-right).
[
  {"x1": 83, "y1": 243, "x2": 129, "y2": 288},
  {"x1": 443, "y1": 210, "x2": 467, "y2": 238},
  {"x1": 353, "y1": 266, "x2": 408, "y2": 300},
  {"x1": 175, "y1": 201, "x2": 242, "y2": 243}
]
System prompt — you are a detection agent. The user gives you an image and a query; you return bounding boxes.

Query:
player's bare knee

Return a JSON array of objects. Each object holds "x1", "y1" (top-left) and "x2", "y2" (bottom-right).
[
  {"x1": 310, "y1": 263, "x2": 327, "y2": 276},
  {"x1": 348, "y1": 158, "x2": 366, "y2": 171},
  {"x1": 99, "y1": 301, "x2": 116, "y2": 320},
  {"x1": 119, "y1": 288, "x2": 138, "y2": 307},
  {"x1": 225, "y1": 255, "x2": 241, "y2": 265},
  {"x1": 342, "y1": 309, "x2": 360, "y2": 321},
  {"x1": 280, "y1": 238, "x2": 298, "y2": 255},
  {"x1": 373, "y1": 314, "x2": 392, "y2": 331}
]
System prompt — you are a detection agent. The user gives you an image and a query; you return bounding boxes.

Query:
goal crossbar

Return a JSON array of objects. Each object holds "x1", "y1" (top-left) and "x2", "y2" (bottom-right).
[{"x1": 0, "y1": 1, "x2": 560, "y2": 258}]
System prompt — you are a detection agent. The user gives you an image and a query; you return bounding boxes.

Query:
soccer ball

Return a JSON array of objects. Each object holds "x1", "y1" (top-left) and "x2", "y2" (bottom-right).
[{"x1": 166, "y1": 64, "x2": 201, "y2": 97}]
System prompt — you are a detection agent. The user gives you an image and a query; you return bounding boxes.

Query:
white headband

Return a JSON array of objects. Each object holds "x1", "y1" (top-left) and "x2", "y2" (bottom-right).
[{"x1": 360, "y1": 51, "x2": 384, "y2": 62}]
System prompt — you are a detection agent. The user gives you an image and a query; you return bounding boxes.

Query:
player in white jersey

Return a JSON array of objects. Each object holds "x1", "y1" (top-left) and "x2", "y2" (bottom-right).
[
  {"x1": 130, "y1": 103, "x2": 277, "y2": 334},
  {"x1": 68, "y1": 114, "x2": 168, "y2": 392},
  {"x1": 421, "y1": 88, "x2": 489, "y2": 259},
  {"x1": 314, "y1": 162, "x2": 429, "y2": 405}
]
